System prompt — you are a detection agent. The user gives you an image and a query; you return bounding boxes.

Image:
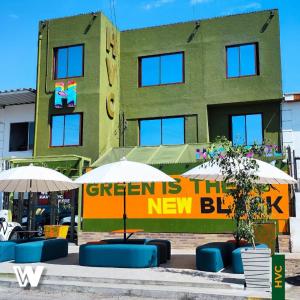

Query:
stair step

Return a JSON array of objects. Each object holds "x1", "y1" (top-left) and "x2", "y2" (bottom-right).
[{"x1": 0, "y1": 278, "x2": 271, "y2": 299}]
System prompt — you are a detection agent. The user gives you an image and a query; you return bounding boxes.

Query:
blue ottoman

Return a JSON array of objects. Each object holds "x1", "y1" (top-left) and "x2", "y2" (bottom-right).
[
  {"x1": 0, "y1": 241, "x2": 17, "y2": 262},
  {"x1": 196, "y1": 242, "x2": 235, "y2": 272},
  {"x1": 79, "y1": 244, "x2": 158, "y2": 268},
  {"x1": 15, "y1": 239, "x2": 68, "y2": 263},
  {"x1": 232, "y1": 243, "x2": 268, "y2": 274}
]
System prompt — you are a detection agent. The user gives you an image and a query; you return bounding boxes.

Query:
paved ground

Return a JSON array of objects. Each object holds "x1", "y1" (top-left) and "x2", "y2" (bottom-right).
[{"x1": 1, "y1": 246, "x2": 300, "y2": 299}]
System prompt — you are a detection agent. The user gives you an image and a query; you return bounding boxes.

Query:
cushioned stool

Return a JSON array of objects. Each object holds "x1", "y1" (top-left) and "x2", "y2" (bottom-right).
[
  {"x1": 146, "y1": 239, "x2": 171, "y2": 260},
  {"x1": 232, "y1": 243, "x2": 268, "y2": 274},
  {"x1": 79, "y1": 244, "x2": 158, "y2": 268},
  {"x1": 196, "y1": 242, "x2": 235, "y2": 272},
  {"x1": 0, "y1": 241, "x2": 17, "y2": 262},
  {"x1": 15, "y1": 238, "x2": 68, "y2": 263}
]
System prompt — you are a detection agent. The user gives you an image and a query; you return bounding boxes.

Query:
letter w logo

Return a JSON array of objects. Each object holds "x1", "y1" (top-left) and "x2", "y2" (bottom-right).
[{"x1": 13, "y1": 266, "x2": 44, "y2": 287}]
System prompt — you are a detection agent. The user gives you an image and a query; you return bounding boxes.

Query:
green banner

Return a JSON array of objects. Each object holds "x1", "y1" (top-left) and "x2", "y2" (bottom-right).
[{"x1": 272, "y1": 254, "x2": 285, "y2": 300}]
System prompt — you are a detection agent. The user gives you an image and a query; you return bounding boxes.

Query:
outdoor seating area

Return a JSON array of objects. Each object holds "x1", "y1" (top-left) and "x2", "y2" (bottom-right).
[{"x1": 0, "y1": 238, "x2": 68, "y2": 263}]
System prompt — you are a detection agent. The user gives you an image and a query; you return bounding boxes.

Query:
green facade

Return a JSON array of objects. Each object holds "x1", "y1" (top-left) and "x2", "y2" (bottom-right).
[
  {"x1": 121, "y1": 10, "x2": 282, "y2": 146},
  {"x1": 33, "y1": 10, "x2": 284, "y2": 234},
  {"x1": 35, "y1": 13, "x2": 120, "y2": 162}
]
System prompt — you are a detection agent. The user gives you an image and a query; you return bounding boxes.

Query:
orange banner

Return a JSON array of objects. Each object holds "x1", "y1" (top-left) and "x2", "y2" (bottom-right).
[{"x1": 83, "y1": 176, "x2": 289, "y2": 221}]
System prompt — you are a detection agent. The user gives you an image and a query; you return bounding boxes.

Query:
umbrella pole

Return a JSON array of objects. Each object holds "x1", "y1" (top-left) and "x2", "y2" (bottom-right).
[{"x1": 123, "y1": 184, "x2": 126, "y2": 242}]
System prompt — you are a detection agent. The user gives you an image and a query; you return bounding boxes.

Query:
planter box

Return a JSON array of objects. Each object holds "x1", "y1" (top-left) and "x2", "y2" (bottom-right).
[{"x1": 241, "y1": 248, "x2": 271, "y2": 291}]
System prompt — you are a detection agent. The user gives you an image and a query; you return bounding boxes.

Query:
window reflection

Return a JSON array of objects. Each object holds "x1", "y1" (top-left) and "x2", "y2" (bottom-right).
[
  {"x1": 51, "y1": 114, "x2": 81, "y2": 147},
  {"x1": 231, "y1": 113, "x2": 262, "y2": 146},
  {"x1": 140, "y1": 53, "x2": 183, "y2": 87},
  {"x1": 227, "y1": 44, "x2": 258, "y2": 78},
  {"x1": 54, "y1": 45, "x2": 83, "y2": 79},
  {"x1": 140, "y1": 117, "x2": 184, "y2": 146}
]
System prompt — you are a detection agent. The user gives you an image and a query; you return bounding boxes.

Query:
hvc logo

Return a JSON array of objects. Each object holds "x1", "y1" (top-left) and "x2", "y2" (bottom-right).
[{"x1": 13, "y1": 266, "x2": 44, "y2": 287}]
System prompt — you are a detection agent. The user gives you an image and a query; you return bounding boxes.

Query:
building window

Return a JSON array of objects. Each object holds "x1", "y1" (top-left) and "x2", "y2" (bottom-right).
[
  {"x1": 139, "y1": 117, "x2": 184, "y2": 146},
  {"x1": 54, "y1": 45, "x2": 84, "y2": 79},
  {"x1": 139, "y1": 52, "x2": 184, "y2": 87},
  {"x1": 51, "y1": 114, "x2": 82, "y2": 147},
  {"x1": 231, "y1": 113, "x2": 263, "y2": 146},
  {"x1": 9, "y1": 122, "x2": 34, "y2": 152},
  {"x1": 226, "y1": 43, "x2": 259, "y2": 78}
]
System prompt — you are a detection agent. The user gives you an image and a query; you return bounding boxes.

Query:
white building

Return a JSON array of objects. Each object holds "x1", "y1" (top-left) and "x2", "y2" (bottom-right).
[
  {"x1": 0, "y1": 88, "x2": 36, "y2": 209},
  {"x1": 282, "y1": 93, "x2": 300, "y2": 179}
]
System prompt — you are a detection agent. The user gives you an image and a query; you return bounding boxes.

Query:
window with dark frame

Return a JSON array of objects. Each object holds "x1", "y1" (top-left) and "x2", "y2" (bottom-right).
[
  {"x1": 51, "y1": 114, "x2": 82, "y2": 147},
  {"x1": 139, "y1": 117, "x2": 184, "y2": 146},
  {"x1": 9, "y1": 122, "x2": 35, "y2": 152},
  {"x1": 231, "y1": 113, "x2": 263, "y2": 146},
  {"x1": 54, "y1": 45, "x2": 84, "y2": 79},
  {"x1": 226, "y1": 43, "x2": 259, "y2": 78},
  {"x1": 139, "y1": 52, "x2": 184, "y2": 87}
]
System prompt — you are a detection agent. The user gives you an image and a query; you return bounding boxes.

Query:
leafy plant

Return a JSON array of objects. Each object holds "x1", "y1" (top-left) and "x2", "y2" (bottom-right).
[{"x1": 205, "y1": 137, "x2": 270, "y2": 248}]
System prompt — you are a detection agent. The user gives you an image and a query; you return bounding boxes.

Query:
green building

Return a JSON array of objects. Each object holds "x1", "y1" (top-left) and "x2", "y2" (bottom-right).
[{"x1": 29, "y1": 9, "x2": 285, "y2": 238}]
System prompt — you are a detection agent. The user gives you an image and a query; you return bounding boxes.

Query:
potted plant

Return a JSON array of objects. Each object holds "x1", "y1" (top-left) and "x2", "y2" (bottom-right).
[{"x1": 206, "y1": 137, "x2": 272, "y2": 290}]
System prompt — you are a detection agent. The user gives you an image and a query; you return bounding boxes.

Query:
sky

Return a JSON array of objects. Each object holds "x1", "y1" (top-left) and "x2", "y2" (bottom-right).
[{"x1": 0, "y1": 0, "x2": 299, "y2": 93}]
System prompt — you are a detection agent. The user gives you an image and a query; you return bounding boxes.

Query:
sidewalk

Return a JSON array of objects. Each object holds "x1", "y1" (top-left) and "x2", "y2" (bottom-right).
[{"x1": 0, "y1": 246, "x2": 299, "y2": 299}]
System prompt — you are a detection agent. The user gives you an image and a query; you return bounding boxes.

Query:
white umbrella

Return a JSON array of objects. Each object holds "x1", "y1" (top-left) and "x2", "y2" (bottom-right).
[
  {"x1": 75, "y1": 157, "x2": 175, "y2": 239},
  {"x1": 0, "y1": 165, "x2": 79, "y2": 192},
  {"x1": 181, "y1": 158, "x2": 297, "y2": 184}
]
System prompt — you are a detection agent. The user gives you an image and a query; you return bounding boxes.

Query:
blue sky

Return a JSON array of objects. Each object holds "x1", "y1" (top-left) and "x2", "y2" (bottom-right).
[{"x1": 0, "y1": 0, "x2": 298, "y2": 93}]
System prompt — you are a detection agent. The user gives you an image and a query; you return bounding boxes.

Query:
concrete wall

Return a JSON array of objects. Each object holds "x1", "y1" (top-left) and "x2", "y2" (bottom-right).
[
  {"x1": 282, "y1": 101, "x2": 300, "y2": 178},
  {"x1": 120, "y1": 9, "x2": 282, "y2": 146}
]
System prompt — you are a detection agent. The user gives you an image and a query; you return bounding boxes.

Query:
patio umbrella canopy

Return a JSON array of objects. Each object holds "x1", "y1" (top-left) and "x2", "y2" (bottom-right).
[
  {"x1": 181, "y1": 158, "x2": 297, "y2": 184},
  {"x1": 75, "y1": 157, "x2": 175, "y2": 240},
  {"x1": 0, "y1": 165, "x2": 79, "y2": 192}
]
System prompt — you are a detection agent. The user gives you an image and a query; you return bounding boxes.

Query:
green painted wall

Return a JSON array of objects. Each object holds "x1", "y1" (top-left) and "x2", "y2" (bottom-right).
[
  {"x1": 120, "y1": 9, "x2": 282, "y2": 146},
  {"x1": 34, "y1": 12, "x2": 120, "y2": 162},
  {"x1": 208, "y1": 100, "x2": 281, "y2": 145}
]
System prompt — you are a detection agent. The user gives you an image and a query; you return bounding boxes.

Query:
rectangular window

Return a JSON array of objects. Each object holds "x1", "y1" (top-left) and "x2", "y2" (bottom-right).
[
  {"x1": 226, "y1": 43, "x2": 258, "y2": 78},
  {"x1": 54, "y1": 45, "x2": 84, "y2": 79},
  {"x1": 9, "y1": 122, "x2": 35, "y2": 151},
  {"x1": 139, "y1": 117, "x2": 184, "y2": 146},
  {"x1": 139, "y1": 52, "x2": 184, "y2": 87},
  {"x1": 51, "y1": 114, "x2": 82, "y2": 147},
  {"x1": 231, "y1": 113, "x2": 263, "y2": 146}
]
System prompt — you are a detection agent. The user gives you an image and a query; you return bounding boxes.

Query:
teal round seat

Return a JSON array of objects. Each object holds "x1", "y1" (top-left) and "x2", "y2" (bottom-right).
[
  {"x1": 196, "y1": 242, "x2": 235, "y2": 272},
  {"x1": 232, "y1": 243, "x2": 268, "y2": 274},
  {"x1": 0, "y1": 241, "x2": 17, "y2": 262},
  {"x1": 15, "y1": 239, "x2": 68, "y2": 263},
  {"x1": 79, "y1": 244, "x2": 158, "y2": 268}
]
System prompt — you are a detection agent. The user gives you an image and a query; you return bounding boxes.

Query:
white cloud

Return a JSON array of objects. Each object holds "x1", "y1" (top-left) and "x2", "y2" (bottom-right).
[
  {"x1": 190, "y1": 0, "x2": 212, "y2": 5},
  {"x1": 225, "y1": 2, "x2": 262, "y2": 15},
  {"x1": 8, "y1": 14, "x2": 19, "y2": 19},
  {"x1": 143, "y1": 0, "x2": 175, "y2": 10}
]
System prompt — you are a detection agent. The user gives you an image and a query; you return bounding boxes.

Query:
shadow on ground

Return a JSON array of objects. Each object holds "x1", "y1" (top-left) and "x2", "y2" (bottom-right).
[{"x1": 286, "y1": 275, "x2": 300, "y2": 286}]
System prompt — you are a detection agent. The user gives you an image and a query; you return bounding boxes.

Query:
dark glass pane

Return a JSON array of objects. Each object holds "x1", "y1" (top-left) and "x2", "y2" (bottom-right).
[
  {"x1": 28, "y1": 122, "x2": 35, "y2": 150},
  {"x1": 231, "y1": 116, "x2": 246, "y2": 145},
  {"x1": 240, "y1": 44, "x2": 256, "y2": 76},
  {"x1": 227, "y1": 47, "x2": 239, "y2": 78},
  {"x1": 9, "y1": 123, "x2": 28, "y2": 151},
  {"x1": 140, "y1": 119, "x2": 161, "y2": 146},
  {"x1": 141, "y1": 56, "x2": 160, "y2": 86},
  {"x1": 161, "y1": 53, "x2": 183, "y2": 84},
  {"x1": 51, "y1": 116, "x2": 64, "y2": 146},
  {"x1": 246, "y1": 114, "x2": 262, "y2": 145},
  {"x1": 64, "y1": 114, "x2": 81, "y2": 146},
  {"x1": 162, "y1": 117, "x2": 184, "y2": 145},
  {"x1": 68, "y1": 45, "x2": 83, "y2": 77},
  {"x1": 56, "y1": 48, "x2": 68, "y2": 79}
]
